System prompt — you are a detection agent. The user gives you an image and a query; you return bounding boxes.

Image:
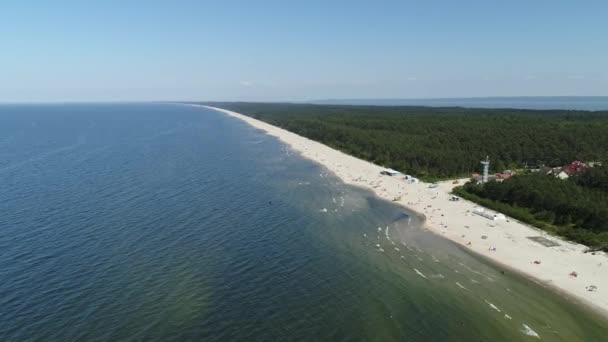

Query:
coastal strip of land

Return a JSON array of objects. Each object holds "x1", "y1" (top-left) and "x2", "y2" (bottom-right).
[{"x1": 195, "y1": 104, "x2": 608, "y2": 318}]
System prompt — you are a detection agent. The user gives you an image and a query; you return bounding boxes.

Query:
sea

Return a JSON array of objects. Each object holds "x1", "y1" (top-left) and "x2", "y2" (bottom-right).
[{"x1": 0, "y1": 103, "x2": 606, "y2": 341}]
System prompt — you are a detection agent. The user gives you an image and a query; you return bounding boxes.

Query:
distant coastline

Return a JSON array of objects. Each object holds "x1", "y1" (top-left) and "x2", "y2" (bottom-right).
[{"x1": 311, "y1": 96, "x2": 608, "y2": 111}]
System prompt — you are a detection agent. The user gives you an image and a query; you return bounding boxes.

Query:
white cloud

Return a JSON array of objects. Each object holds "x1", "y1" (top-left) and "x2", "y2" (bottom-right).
[
  {"x1": 407, "y1": 77, "x2": 417, "y2": 81},
  {"x1": 239, "y1": 81, "x2": 253, "y2": 87}
]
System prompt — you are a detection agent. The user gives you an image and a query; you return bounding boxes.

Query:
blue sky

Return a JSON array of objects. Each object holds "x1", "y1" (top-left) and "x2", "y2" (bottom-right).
[{"x1": 1, "y1": 1, "x2": 607, "y2": 102}]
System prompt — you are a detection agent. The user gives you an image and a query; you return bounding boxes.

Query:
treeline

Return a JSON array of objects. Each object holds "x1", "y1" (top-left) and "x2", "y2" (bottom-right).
[
  {"x1": 573, "y1": 164, "x2": 608, "y2": 193},
  {"x1": 454, "y1": 172, "x2": 608, "y2": 250},
  {"x1": 202, "y1": 102, "x2": 608, "y2": 180}
]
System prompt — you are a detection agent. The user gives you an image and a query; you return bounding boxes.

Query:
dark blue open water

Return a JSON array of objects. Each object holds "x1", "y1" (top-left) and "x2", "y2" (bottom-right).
[{"x1": 0, "y1": 104, "x2": 606, "y2": 341}]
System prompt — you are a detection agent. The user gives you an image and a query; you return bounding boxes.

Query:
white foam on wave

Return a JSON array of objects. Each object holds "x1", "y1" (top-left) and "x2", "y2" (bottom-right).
[
  {"x1": 504, "y1": 314, "x2": 512, "y2": 320},
  {"x1": 458, "y1": 262, "x2": 483, "y2": 276},
  {"x1": 394, "y1": 247, "x2": 400, "y2": 252},
  {"x1": 521, "y1": 324, "x2": 540, "y2": 338},
  {"x1": 455, "y1": 282, "x2": 467, "y2": 290},
  {"x1": 413, "y1": 268, "x2": 427, "y2": 279},
  {"x1": 484, "y1": 300, "x2": 501, "y2": 312}
]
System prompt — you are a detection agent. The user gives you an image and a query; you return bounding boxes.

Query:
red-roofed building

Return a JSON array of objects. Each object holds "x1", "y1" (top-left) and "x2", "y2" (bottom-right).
[
  {"x1": 495, "y1": 172, "x2": 512, "y2": 181},
  {"x1": 562, "y1": 160, "x2": 588, "y2": 176}
]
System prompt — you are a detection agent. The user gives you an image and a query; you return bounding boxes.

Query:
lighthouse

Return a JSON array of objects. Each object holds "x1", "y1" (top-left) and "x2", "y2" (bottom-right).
[{"x1": 481, "y1": 156, "x2": 490, "y2": 184}]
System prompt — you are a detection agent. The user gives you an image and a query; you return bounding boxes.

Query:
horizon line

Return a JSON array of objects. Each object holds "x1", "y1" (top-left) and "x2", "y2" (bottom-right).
[{"x1": 2, "y1": 95, "x2": 608, "y2": 105}]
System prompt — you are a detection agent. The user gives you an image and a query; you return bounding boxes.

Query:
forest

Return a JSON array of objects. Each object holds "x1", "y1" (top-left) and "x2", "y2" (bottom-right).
[
  {"x1": 454, "y1": 167, "x2": 608, "y2": 250},
  {"x1": 203, "y1": 102, "x2": 608, "y2": 180},
  {"x1": 573, "y1": 163, "x2": 608, "y2": 193}
]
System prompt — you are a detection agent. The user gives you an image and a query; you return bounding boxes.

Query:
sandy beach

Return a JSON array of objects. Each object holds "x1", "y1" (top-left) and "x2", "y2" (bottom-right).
[{"x1": 198, "y1": 104, "x2": 608, "y2": 318}]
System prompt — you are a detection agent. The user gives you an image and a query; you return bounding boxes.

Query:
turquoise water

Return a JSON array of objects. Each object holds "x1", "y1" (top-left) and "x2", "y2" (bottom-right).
[{"x1": 0, "y1": 104, "x2": 606, "y2": 341}]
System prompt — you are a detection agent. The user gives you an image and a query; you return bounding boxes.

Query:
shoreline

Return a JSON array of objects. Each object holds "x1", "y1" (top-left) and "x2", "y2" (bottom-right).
[{"x1": 195, "y1": 104, "x2": 608, "y2": 319}]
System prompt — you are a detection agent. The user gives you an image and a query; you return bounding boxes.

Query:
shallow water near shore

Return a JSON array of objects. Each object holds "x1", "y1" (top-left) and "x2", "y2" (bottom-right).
[{"x1": 0, "y1": 103, "x2": 606, "y2": 341}]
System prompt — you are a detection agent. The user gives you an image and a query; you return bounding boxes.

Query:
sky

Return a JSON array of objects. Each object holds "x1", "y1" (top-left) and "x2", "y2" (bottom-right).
[{"x1": 1, "y1": 0, "x2": 607, "y2": 102}]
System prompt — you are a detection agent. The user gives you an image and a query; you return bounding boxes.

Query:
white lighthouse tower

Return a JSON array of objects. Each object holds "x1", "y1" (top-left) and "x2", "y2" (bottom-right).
[{"x1": 481, "y1": 156, "x2": 490, "y2": 183}]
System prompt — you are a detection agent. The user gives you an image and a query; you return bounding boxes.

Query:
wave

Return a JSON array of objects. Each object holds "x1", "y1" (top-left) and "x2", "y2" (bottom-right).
[
  {"x1": 0, "y1": 144, "x2": 81, "y2": 174},
  {"x1": 521, "y1": 324, "x2": 540, "y2": 338},
  {"x1": 484, "y1": 300, "x2": 501, "y2": 312},
  {"x1": 455, "y1": 282, "x2": 467, "y2": 290},
  {"x1": 413, "y1": 268, "x2": 427, "y2": 279}
]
